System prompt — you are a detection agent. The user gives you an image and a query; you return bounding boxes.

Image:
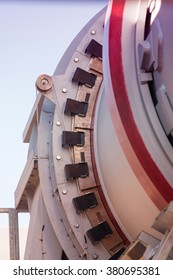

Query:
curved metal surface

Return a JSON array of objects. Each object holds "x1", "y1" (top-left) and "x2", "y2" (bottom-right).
[{"x1": 14, "y1": 0, "x2": 173, "y2": 260}]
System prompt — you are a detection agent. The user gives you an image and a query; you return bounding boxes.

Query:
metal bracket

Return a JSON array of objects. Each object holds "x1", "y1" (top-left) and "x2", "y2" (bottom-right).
[
  {"x1": 72, "y1": 67, "x2": 97, "y2": 88},
  {"x1": 86, "y1": 221, "x2": 113, "y2": 245},
  {"x1": 64, "y1": 162, "x2": 89, "y2": 180},
  {"x1": 109, "y1": 247, "x2": 126, "y2": 260},
  {"x1": 72, "y1": 192, "x2": 98, "y2": 214},
  {"x1": 36, "y1": 74, "x2": 53, "y2": 92},
  {"x1": 62, "y1": 131, "x2": 85, "y2": 148},
  {"x1": 85, "y1": 39, "x2": 102, "y2": 59},
  {"x1": 64, "y1": 98, "x2": 88, "y2": 117}
]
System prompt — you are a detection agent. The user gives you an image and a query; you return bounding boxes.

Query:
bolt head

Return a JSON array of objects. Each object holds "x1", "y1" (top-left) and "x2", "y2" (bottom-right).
[
  {"x1": 74, "y1": 223, "x2": 79, "y2": 228},
  {"x1": 90, "y1": 30, "x2": 96, "y2": 35},
  {"x1": 74, "y1": 57, "x2": 79, "y2": 63},
  {"x1": 56, "y1": 155, "x2": 61, "y2": 160},
  {"x1": 62, "y1": 190, "x2": 67, "y2": 195},
  {"x1": 62, "y1": 88, "x2": 67, "y2": 93},
  {"x1": 56, "y1": 121, "x2": 61, "y2": 126}
]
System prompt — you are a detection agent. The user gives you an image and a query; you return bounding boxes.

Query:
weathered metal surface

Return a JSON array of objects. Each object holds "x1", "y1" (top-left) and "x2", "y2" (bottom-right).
[
  {"x1": 74, "y1": 76, "x2": 103, "y2": 129},
  {"x1": 0, "y1": 208, "x2": 19, "y2": 260},
  {"x1": 90, "y1": 57, "x2": 103, "y2": 75},
  {"x1": 74, "y1": 129, "x2": 97, "y2": 190},
  {"x1": 14, "y1": 1, "x2": 173, "y2": 260}
]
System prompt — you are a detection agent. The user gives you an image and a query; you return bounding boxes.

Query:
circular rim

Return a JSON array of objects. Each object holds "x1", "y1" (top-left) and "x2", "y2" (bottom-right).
[{"x1": 107, "y1": 0, "x2": 173, "y2": 207}]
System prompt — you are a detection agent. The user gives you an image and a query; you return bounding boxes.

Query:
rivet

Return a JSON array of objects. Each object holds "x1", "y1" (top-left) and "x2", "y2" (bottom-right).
[
  {"x1": 92, "y1": 253, "x2": 98, "y2": 259},
  {"x1": 62, "y1": 190, "x2": 67, "y2": 195},
  {"x1": 56, "y1": 155, "x2": 61, "y2": 160},
  {"x1": 74, "y1": 57, "x2": 79, "y2": 63},
  {"x1": 56, "y1": 121, "x2": 61, "y2": 126},
  {"x1": 90, "y1": 30, "x2": 96, "y2": 35},
  {"x1": 80, "y1": 252, "x2": 87, "y2": 258},
  {"x1": 62, "y1": 88, "x2": 67, "y2": 93},
  {"x1": 74, "y1": 223, "x2": 79, "y2": 228}
]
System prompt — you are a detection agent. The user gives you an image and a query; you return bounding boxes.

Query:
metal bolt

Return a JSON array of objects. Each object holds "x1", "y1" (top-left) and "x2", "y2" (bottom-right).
[
  {"x1": 74, "y1": 57, "x2": 79, "y2": 63},
  {"x1": 74, "y1": 223, "x2": 79, "y2": 228},
  {"x1": 90, "y1": 30, "x2": 96, "y2": 35},
  {"x1": 62, "y1": 88, "x2": 67, "y2": 93},
  {"x1": 56, "y1": 121, "x2": 61, "y2": 126},
  {"x1": 80, "y1": 252, "x2": 87, "y2": 258},
  {"x1": 41, "y1": 78, "x2": 49, "y2": 85},
  {"x1": 56, "y1": 155, "x2": 61, "y2": 160},
  {"x1": 92, "y1": 253, "x2": 98, "y2": 259},
  {"x1": 62, "y1": 190, "x2": 67, "y2": 195}
]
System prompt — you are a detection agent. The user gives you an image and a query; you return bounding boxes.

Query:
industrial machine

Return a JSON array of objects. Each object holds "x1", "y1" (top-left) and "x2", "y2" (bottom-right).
[{"x1": 9, "y1": 0, "x2": 173, "y2": 259}]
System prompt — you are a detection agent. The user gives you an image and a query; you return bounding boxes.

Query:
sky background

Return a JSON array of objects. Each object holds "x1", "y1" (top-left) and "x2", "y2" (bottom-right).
[{"x1": 0, "y1": 0, "x2": 107, "y2": 258}]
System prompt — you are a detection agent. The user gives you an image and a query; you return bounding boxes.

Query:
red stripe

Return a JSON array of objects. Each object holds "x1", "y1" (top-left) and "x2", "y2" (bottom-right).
[{"x1": 108, "y1": 0, "x2": 173, "y2": 203}]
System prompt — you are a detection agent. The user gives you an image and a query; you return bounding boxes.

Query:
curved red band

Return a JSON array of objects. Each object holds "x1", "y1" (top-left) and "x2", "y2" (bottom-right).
[{"x1": 108, "y1": 0, "x2": 173, "y2": 204}]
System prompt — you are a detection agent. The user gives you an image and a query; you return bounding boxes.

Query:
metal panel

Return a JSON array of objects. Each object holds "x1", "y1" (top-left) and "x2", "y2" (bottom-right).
[
  {"x1": 138, "y1": 231, "x2": 160, "y2": 247},
  {"x1": 90, "y1": 57, "x2": 103, "y2": 75},
  {"x1": 152, "y1": 201, "x2": 173, "y2": 234},
  {"x1": 153, "y1": 226, "x2": 173, "y2": 259},
  {"x1": 23, "y1": 93, "x2": 44, "y2": 143},
  {"x1": 15, "y1": 150, "x2": 38, "y2": 211}
]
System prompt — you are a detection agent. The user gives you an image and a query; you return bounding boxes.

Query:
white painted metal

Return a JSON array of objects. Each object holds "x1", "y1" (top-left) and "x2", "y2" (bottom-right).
[
  {"x1": 94, "y1": 87, "x2": 159, "y2": 240},
  {"x1": 135, "y1": 0, "x2": 173, "y2": 178},
  {"x1": 12, "y1": 1, "x2": 173, "y2": 260}
]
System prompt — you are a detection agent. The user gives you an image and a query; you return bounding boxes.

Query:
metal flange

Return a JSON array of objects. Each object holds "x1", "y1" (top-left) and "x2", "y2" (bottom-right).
[{"x1": 36, "y1": 74, "x2": 53, "y2": 92}]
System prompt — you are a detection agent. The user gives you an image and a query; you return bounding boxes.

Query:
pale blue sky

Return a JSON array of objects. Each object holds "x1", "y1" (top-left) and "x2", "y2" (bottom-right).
[{"x1": 0, "y1": 0, "x2": 107, "y2": 227}]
